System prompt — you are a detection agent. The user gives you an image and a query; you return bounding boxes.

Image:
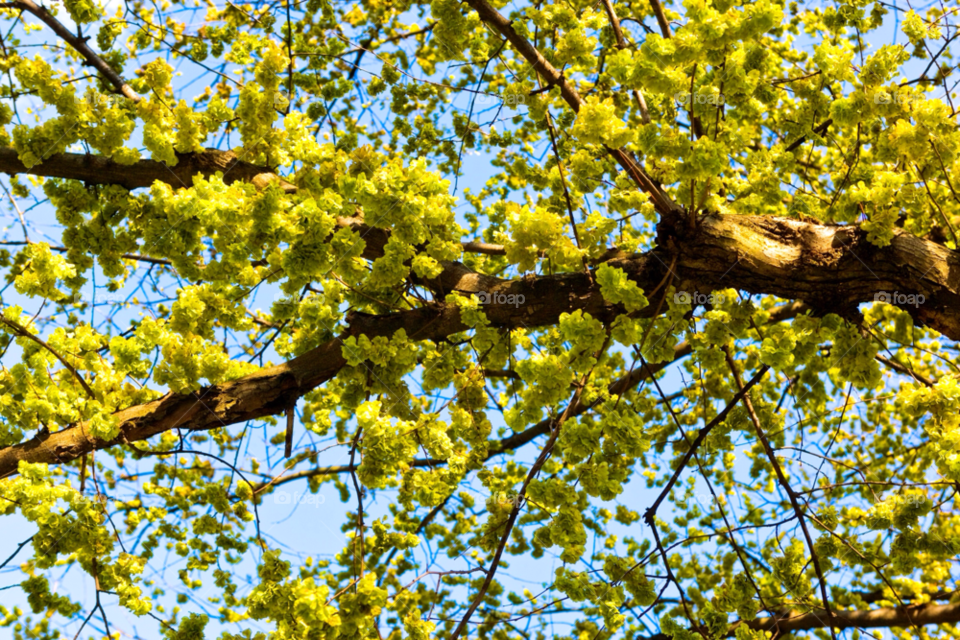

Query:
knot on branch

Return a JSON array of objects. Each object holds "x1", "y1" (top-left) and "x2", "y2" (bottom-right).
[
  {"x1": 654, "y1": 206, "x2": 695, "y2": 253},
  {"x1": 642, "y1": 507, "x2": 656, "y2": 527}
]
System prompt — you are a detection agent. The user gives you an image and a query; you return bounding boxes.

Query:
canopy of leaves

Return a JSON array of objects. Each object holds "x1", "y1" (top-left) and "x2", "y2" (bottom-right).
[{"x1": 0, "y1": 0, "x2": 959, "y2": 638}]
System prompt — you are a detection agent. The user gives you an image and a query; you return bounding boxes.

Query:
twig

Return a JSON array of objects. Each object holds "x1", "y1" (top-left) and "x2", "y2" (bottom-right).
[
  {"x1": 642, "y1": 361, "x2": 770, "y2": 520},
  {"x1": 724, "y1": 349, "x2": 837, "y2": 640},
  {"x1": 600, "y1": 0, "x2": 650, "y2": 123},
  {"x1": 0, "y1": 316, "x2": 96, "y2": 399},
  {"x1": 284, "y1": 406, "x2": 294, "y2": 458}
]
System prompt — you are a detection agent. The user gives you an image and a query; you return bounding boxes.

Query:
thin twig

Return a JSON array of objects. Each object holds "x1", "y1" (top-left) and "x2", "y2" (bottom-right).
[{"x1": 0, "y1": 316, "x2": 96, "y2": 399}]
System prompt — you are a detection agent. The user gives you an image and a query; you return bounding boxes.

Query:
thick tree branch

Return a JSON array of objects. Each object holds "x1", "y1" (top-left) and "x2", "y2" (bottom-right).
[
  {"x1": 0, "y1": 147, "x2": 293, "y2": 192},
  {"x1": 638, "y1": 601, "x2": 960, "y2": 640},
  {"x1": 0, "y1": 212, "x2": 955, "y2": 479},
  {"x1": 748, "y1": 601, "x2": 960, "y2": 636},
  {"x1": 656, "y1": 211, "x2": 960, "y2": 339},
  {"x1": 0, "y1": 148, "x2": 496, "y2": 262}
]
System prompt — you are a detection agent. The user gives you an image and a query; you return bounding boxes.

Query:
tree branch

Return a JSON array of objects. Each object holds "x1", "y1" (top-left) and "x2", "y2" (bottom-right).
[
  {"x1": 0, "y1": 212, "x2": 957, "y2": 479},
  {"x1": 753, "y1": 602, "x2": 960, "y2": 636},
  {"x1": 600, "y1": 0, "x2": 651, "y2": 123},
  {"x1": 639, "y1": 601, "x2": 960, "y2": 639},
  {"x1": 7, "y1": 0, "x2": 140, "y2": 102},
  {"x1": 0, "y1": 147, "x2": 293, "y2": 191},
  {"x1": 462, "y1": 0, "x2": 677, "y2": 215},
  {"x1": 0, "y1": 315, "x2": 97, "y2": 399},
  {"x1": 0, "y1": 147, "x2": 500, "y2": 261},
  {"x1": 648, "y1": 0, "x2": 673, "y2": 38}
]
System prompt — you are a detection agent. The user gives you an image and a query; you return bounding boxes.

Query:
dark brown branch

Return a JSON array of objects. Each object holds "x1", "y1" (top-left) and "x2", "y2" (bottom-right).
[
  {"x1": 0, "y1": 241, "x2": 173, "y2": 266},
  {"x1": 0, "y1": 147, "x2": 293, "y2": 191},
  {"x1": 0, "y1": 316, "x2": 96, "y2": 399},
  {"x1": 642, "y1": 363, "x2": 770, "y2": 524},
  {"x1": 460, "y1": 241, "x2": 506, "y2": 255},
  {"x1": 0, "y1": 147, "x2": 506, "y2": 260},
  {"x1": 748, "y1": 601, "x2": 960, "y2": 633},
  {"x1": 641, "y1": 601, "x2": 960, "y2": 640},
  {"x1": 784, "y1": 119, "x2": 833, "y2": 153},
  {"x1": 0, "y1": 211, "x2": 958, "y2": 479},
  {"x1": 648, "y1": 0, "x2": 674, "y2": 38}
]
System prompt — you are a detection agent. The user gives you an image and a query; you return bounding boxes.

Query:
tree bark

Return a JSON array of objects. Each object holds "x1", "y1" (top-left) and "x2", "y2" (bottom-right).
[
  {"x1": 639, "y1": 601, "x2": 960, "y2": 639},
  {"x1": 748, "y1": 601, "x2": 960, "y2": 633},
  {"x1": 0, "y1": 208, "x2": 957, "y2": 479},
  {"x1": 0, "y1": 147, "x2": 294, "y2": 192}
]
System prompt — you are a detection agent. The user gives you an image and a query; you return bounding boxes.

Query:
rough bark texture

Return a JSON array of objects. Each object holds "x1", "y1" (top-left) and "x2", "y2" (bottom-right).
[
  {"x1": 0, "y1": 147, "x2": 295, "y2": 193},
  {"x1": 660, "y1": 211, "x2": 960, "y2": 340},
  {"x1": 659, "y1": 210, "x2": 960, "y2": 339},
  {"x1": 0, "y1": 208, "x2": 957, "y2": 479},
  {"x1": 747, "y1": 601, "x2": 960, "y2": 633},
  {"x1": 0, "y1": 149, "x2": 958, "y2": 495},
  {"x1": 640, "y1": 601, "x2": 960, "y2": 639}
]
